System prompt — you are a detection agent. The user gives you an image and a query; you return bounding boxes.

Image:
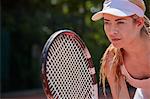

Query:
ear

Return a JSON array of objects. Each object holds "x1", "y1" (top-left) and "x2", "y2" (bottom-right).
[{"x1": 136, "y1": 17, "x2": 144, "y2": 28}]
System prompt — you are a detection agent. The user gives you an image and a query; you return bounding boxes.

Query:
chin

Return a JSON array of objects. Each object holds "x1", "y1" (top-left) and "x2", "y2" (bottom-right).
[{"x1": 112, "y1": 43, "x2": 123, "y2": 49}]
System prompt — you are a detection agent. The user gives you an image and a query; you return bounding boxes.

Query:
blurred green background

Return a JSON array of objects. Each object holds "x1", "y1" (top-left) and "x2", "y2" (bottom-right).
[{"x1": 1, "y1": 0, "x2": 150, "y2": 94}]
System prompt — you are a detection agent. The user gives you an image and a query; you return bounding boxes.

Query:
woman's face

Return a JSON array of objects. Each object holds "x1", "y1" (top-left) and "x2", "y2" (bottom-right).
[{"x1": 103, "y1": 14, "x2": 142, "y2": 48}]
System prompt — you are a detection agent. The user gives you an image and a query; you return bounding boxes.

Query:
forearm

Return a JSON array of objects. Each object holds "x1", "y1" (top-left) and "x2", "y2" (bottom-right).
[
  {"x1": 107, "y1": 78, "x2": 119, "y2": 99},
  {"x1": 107, "y1": 76, "x2": 130, "y2": 99}
]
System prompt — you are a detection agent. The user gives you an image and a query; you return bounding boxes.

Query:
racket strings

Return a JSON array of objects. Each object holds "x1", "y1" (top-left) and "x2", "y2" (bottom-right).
[{"x1": 46, "y1": 34, "x2": 95, "y2": 99}]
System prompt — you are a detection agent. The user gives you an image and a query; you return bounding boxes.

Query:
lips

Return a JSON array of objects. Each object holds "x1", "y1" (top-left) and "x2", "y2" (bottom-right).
[{"x1": 111, "y1": 38, "x2": 121, "y2": 41}]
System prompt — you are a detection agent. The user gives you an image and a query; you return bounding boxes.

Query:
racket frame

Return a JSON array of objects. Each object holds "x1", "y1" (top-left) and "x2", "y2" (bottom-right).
[{"x1": 41, "y1": 30, "x2": 98, "y2": 99}]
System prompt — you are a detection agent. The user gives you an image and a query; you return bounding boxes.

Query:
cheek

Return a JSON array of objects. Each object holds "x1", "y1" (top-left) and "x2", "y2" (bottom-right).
[
  {"x1": 104, "y1": 25, "x2": 111, "y2": 34},
  {"x1": 121, "y1": 27, "x2": 136, "y2": 38},
  {"x1": 104, "y1": 25, "x2": 110, "y2": 33},
  {"x1": 104, "y1": 26, "x2": 111, "y2": 39},
  {"x1": 121, "y1": 29, "x2": 138, "y2": 47}
]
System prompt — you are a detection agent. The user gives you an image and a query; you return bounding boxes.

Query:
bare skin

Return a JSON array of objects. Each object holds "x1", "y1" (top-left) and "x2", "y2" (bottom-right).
[{"x1": 103, "y1": 13, "x2": 150, "y2": 80}]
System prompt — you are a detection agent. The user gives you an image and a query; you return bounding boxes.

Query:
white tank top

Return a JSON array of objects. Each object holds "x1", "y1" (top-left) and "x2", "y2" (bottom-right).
[{"x1": 121, "y1": 65, "x2": 150, "y2": 99}]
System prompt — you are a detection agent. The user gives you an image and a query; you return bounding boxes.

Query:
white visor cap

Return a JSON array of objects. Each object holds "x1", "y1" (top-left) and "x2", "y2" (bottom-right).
[{"x1": 92, "y1": 0, "x2": 145, "y2": 21}]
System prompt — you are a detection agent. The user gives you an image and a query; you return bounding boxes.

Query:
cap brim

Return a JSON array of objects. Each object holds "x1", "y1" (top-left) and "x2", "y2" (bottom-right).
[{"x1": 91, "y1": 8, "x2": 134, "y2": 21}]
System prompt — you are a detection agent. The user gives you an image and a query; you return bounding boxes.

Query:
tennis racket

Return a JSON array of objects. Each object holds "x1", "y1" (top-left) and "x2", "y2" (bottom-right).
[{"x1": 41, "y1": 30, "x2": 98, "y2": 99}]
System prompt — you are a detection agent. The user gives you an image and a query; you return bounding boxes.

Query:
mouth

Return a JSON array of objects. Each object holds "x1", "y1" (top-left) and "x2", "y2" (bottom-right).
[{"x1": 111, "y1": 38, "x2": 121, "y2": 42}]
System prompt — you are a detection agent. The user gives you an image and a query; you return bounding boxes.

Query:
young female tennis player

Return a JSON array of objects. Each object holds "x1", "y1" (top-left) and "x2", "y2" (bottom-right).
[{"x1": 92, "y1": 0, "x2": 150, "y2": 98}]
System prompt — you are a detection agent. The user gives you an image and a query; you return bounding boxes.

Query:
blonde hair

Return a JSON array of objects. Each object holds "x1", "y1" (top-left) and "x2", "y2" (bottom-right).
[
  {"x1": 100, "y1": 15, "x2": 150, "y2": 96},
  {"x1": 100, "y1": 44, "x2": 123, "y2": 96}
]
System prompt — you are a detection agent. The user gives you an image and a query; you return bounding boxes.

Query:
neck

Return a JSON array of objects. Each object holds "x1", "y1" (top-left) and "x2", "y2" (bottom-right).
[
  {"x1": 123, "y1": 37, "x2": 150, "y2": 59},
  {"x1": 122, "y1": 36, "x2": 150, "y2": 79}
]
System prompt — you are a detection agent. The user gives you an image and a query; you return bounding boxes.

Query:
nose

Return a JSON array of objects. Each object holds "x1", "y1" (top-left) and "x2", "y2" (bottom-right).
[
  {"x1": 109, "y1": 24, "x2": 118, "y2": 36},
  {"x1": 109, "y1": 30, "x2": 118, "y2": 36}
]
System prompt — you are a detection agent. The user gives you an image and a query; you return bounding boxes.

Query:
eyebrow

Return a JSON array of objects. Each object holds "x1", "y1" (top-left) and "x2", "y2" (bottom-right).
[{"x1": 104, "y1": 18, "x2": 127, "y2": 21}]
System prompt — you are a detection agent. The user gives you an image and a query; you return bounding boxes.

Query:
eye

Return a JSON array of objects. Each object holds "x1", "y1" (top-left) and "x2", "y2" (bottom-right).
[
  {"x1": 117, "y1": 21, "x2": 125, "y2": 24},
  {"x1": 104, "y1": 21, "x2": 110, "y2": 25}
]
